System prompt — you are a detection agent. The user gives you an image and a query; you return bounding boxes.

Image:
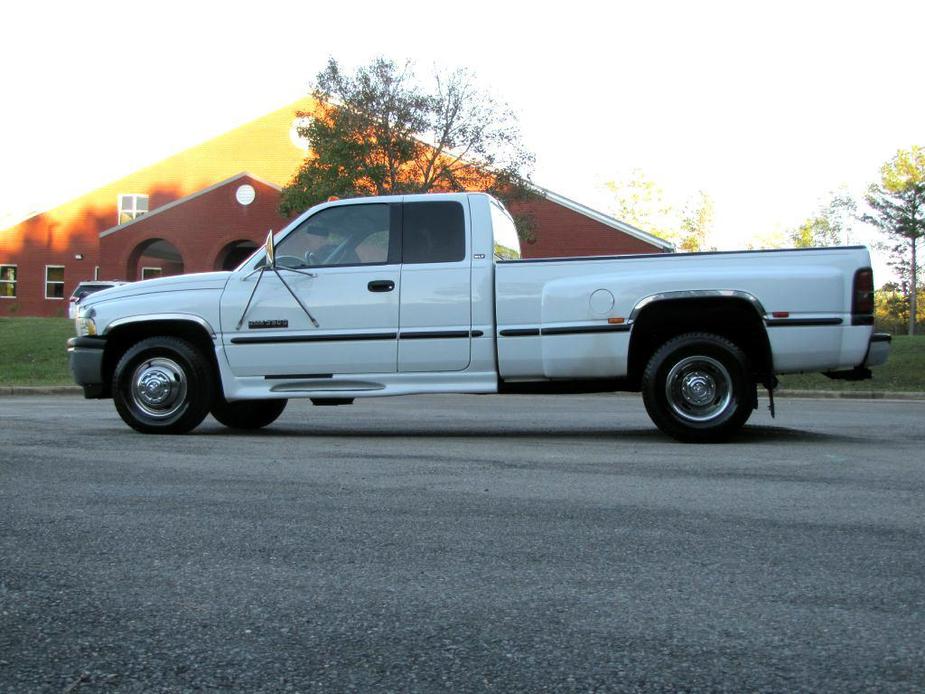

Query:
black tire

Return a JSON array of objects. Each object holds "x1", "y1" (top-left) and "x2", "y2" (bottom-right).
[
  {"x1": 641, "y1": 332, "x2": 753, "y2": 443},
  {"x1": 112, "y1": 336, "x2": 214, "y2": 434},
  {"x1": 211, "y1": 397, "x2": 287, "y2": 430}
]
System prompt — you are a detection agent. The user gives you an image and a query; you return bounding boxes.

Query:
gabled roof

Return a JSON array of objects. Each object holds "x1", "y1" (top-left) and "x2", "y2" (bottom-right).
[
  {"x1": 1, "y1": 97, "x2": 314, "y2": 237},
  {"x1": 98, "y1": 172, "x2": 281, "y2": 238},
  {"x1": 532, "y1": 184, "x2": 674, "y2": 251},
  {"x1": 98, "y1": 172, "x2": 674, "y2": 252}
]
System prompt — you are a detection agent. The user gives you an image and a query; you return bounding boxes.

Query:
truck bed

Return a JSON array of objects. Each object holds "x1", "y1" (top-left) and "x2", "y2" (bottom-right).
[{"x1": 494, "y1": 246, "x2": 874, "y2": 380}]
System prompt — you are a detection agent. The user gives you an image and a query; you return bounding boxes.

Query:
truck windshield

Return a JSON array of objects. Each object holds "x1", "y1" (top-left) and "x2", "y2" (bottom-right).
[{"x1": 490, "y1": 201, "x2": 521, "y2": 261}]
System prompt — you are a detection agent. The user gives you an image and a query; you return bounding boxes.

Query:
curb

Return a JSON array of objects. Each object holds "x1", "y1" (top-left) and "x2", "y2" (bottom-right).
[
  {"x1": 775, "y1": 389, "x2": 925, "y2": 401},
  {"x1": 0, "y1": 386, "x2": 84, "y2": 396}
]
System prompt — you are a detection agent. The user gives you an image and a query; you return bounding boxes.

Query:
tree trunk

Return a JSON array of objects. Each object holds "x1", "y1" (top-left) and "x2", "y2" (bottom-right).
[{"x1": 910, "y1": 236, "x2": 918, "y2": 336}]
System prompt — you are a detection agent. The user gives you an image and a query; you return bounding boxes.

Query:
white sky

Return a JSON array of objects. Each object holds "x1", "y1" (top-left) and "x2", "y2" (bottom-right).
[{"x1": 2, "y1": 0, "x2": 922, "y2": 281}]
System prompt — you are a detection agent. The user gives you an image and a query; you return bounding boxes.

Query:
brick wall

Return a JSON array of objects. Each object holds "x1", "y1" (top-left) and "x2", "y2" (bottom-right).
[
  {"x1": 0, "y1": 176, "x2": 288, "y2": 317},
  {"x1": 508, "y1": 196, "x2": 666, "y2": 258},
  {"x1": 0, "y1": 209, "x2": 104, "y2": 317},
  {"x1": 100, "y1": 177, "x2": 289, "y2": 282},
  {"x1": 2, "y1": 185, "x2": 666, "y2": 318}
]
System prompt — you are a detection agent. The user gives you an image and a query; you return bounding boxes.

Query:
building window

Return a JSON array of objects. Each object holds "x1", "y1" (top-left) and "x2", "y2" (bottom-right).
[
  {"x1": 45, "y1": 266, "x2": 65, "y2": 299},
  {"x1": 0, "y1": 265, "x2": 16, "y2": 298},
  {"x1": 118, "y1": 194, "x2": 149, "y2": 224},
  {"x1": 141, "y1": 267, "x2": 162, "y2": 280}
]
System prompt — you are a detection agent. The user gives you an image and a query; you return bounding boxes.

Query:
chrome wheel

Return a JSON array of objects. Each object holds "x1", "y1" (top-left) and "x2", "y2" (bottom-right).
[
  {"x1": 643, "y1": 333, "x2": 753, "y2": 443},
  {"x1": 130, "y1": 357, "x2": 188, "y2": 418},
  {"x1": 114, "y1": 336, "x2": 214, "y2": 435},
  {"x1": 664, "y1": 355, "x2": 732, "y2": 423}
]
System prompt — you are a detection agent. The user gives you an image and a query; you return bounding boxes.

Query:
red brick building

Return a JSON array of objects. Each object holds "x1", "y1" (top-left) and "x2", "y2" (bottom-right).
[
  {"x1": 0, "y1": 99, "x2": 670, "y2": 317},
  {"x1": 99, "y1": 173, "x2": 287, "y2": 282}
]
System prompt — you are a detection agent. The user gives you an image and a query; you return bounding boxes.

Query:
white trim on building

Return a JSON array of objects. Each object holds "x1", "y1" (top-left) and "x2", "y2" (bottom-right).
[
  {"x1": 99, "y1": 172, "x2": 282, "y2": 239},
  {"x1": 533, "y1": 185, "x2": 674, "y2": 252}
]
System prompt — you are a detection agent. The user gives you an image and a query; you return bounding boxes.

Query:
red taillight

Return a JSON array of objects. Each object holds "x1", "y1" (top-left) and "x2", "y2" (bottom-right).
[{"x1": 853, "y1": 268, "x2": 874, "y2": 315}]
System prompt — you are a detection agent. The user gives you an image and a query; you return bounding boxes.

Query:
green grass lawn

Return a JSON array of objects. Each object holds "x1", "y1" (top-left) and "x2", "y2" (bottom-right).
[
  {"x1": 777, "y1": 335, "x2": 924, "y2": 392},
  {"x1": 0, "y1": 317, "x2": 922, "y2": 391},
  {"x1": 0, "y1": 317, "x2": 75, "y2": 385}
]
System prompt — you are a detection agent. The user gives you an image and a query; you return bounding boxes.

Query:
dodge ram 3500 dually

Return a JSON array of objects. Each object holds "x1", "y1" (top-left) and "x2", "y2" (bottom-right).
[{"x1": 68, "y1": 192, "x2": 891, "y2": 442}]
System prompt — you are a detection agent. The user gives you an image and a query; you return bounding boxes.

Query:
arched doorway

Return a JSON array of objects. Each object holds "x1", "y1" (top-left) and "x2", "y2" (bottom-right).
[
  {"x1": 214, "y1": 240, "x2": 258, "y2": 271},
  {"x1": 127, "y1": 238, "x2": 184, "y2": 281}
]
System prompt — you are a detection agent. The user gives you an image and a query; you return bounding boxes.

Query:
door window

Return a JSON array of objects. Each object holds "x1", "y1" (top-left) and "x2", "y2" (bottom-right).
[{"x1": 275, "y1": 204, "x2": 391, "y2": 268}]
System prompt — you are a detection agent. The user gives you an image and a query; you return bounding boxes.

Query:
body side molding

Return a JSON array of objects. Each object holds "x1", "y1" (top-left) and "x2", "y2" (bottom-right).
[{"x1": 765, "y1": 317, "x2": 843, "y2": 327}]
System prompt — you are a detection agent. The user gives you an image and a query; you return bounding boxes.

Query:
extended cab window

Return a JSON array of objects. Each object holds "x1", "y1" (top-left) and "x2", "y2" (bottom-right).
[
  {"x1": 276, "y1": 204, "x2": 391, "y2": 268},
  {"x1": 490, "y1": 202, "x2": 521, "y2": 260},
  {"x1": 403, "y1": 201, "x2": 465, "y2": 264}
]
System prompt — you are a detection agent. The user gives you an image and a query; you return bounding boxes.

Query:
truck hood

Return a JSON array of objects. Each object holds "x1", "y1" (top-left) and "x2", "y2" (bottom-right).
[{"x1": 83, "y1": 271, "x2": 232, "y2": 308}]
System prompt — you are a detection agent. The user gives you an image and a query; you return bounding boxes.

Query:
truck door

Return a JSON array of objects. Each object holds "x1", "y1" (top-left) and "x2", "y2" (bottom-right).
[
  {"x1": 220, "y1": 202, "x2": 401, "y2": 377},
  {"x1": 398, "y1": 199, "x2": 472, "y2": 372}
]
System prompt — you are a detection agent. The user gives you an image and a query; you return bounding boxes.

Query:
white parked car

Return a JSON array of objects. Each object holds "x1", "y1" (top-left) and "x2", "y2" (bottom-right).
[
  {"x1": 68, "y1": 281, "x2": 127, "y2": 319},
  {"x1": 67, "y1": 193, "x2": 890, "y2": 442}
]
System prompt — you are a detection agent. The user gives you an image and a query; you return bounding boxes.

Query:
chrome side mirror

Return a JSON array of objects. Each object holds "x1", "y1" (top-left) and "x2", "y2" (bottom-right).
[{"x1": 263, "y1": 229, "x2": 275, "y2": 268}]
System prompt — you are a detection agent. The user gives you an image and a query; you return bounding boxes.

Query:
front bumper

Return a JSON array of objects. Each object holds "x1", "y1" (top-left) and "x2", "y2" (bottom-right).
[{"x1": 67, "y1": 336, "x2": 108, "y2": 398}]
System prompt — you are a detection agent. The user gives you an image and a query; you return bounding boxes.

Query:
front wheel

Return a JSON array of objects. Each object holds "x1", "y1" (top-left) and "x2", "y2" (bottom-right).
[
  {"x1": 113, "y1": 337, "x2": 214, "y2": 434},
  {"x1": 641, "y1": 332, "x2": 753, "y2": 443},
  {"x1": 211, "y1": 397, "x2": 287, "y2": 430}
]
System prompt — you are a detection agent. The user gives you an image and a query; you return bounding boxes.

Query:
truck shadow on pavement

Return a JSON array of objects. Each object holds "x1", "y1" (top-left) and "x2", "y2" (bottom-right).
[
  {"x1": 727, "y1": 425, "x2": 866, "y2": 444},
  {"x1": 200, "y1": 423, "x2": 861, "y2": 445}
]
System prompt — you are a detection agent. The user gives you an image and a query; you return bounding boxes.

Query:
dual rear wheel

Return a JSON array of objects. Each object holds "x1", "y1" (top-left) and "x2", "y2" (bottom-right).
[{"x1": 641, "y1": 332, "x2": 754, "y2": 443}]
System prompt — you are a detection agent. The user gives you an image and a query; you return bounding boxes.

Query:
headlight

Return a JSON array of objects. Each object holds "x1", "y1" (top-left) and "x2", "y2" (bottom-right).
[{"x1": 75, "y1": 307, "x2": 97, "y2": 336}]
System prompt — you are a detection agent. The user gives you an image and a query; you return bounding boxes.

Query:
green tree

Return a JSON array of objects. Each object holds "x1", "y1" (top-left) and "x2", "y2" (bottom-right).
[
  {"x1": 789, "y1": 191, "x2": 857, "y2": 248},
  {"x1": 280, "y1": 57, "x2": 535, "y2": 235},
  {"x1": 678, "y1": 191, "x2": 715, "y2": 252},
  {"x1": 604, "y1": 170, "x2": 714, "y2": 251},
  {"x1": 875, "y1": 282, "x2": 925, "y2": 334},
  {"x1": 862, "y1": 146, "x2": 925, "y2": 335},
  {"x1": 745, "y1": 228, "x2": 788, "y2": 250},
  {"x1": 604, "y1": 170, "x2": 674, "y2": 238}
]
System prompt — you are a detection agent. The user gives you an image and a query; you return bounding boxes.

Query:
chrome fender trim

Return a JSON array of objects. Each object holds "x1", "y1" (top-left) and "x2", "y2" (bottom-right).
[
  {"x1": 104, "y1": 313, "x2": 217, "y2": 338},
  {"x1": 629, "y1": 289, "x2": 767, "y2": 322}
]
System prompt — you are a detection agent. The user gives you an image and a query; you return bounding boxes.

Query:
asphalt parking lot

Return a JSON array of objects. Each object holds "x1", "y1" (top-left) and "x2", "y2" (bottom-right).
[{"x1": 1, "y1": 393, "x2": 923, "y2": 692}]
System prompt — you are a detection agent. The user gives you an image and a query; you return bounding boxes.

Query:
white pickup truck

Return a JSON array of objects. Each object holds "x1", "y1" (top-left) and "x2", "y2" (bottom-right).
[{"x1": 68, "y1": 192, "x2": 890, "y2": 442}]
